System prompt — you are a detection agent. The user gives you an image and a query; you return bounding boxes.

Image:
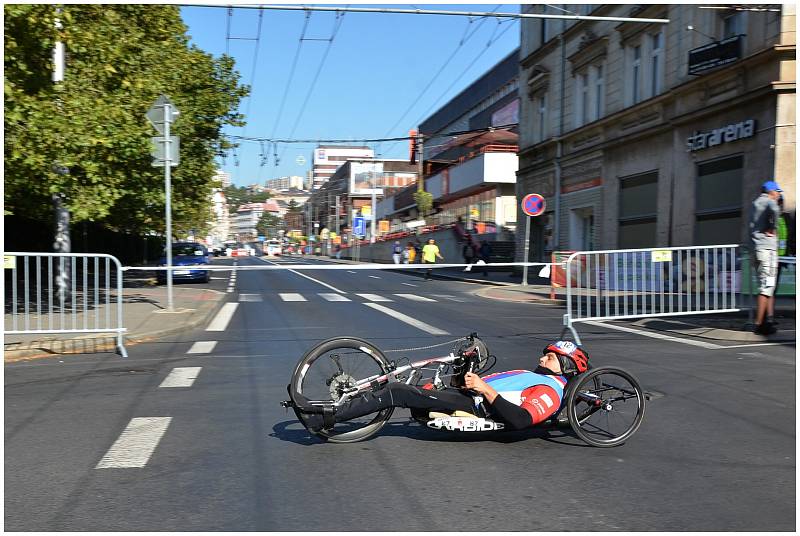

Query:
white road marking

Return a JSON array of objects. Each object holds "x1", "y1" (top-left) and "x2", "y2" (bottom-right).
[
  {"x1": 369, "y1": 275, "x2": 381, "y2": 279},
  {"x1": 257, "y1": 257, "x2": 346, "y2": 294},
  {"x1": 159, "y1": 367, "x2": 202, "y2": 388},
  {"x1": 720, "y1": 341, "x2": 795, "y2": 349},
  {"x1": 319, "y1": 293, "x2": 351, "y2": 302},
  {"x1": 582, "y1": 320, "x2": 722, "y2": 349},
  {"x1": 348, "y1": 271, "x2": 357, "y2": 274},
  {"x1": 401, "y1": 283, "x2": 417, "y2": 287},
  {"x1": 356, "y1": 293, "x2": 393, "y2": 302},
  {"x1": 238, "y1": 293, "x2": 263, "y2": 302},
  {"x1": 433, "y1": 294, "x2": 467, "y2": 302},
  {"x1": 96, "y1": 417, "x2": 172, "y2": 469},
  {"x1": 206, "y1": 302, "x2": 239, "y2": 331},
  {"x1": 394, "y1": 293, "x2": 436, "y2": 302},
  {"x1": 226, "y1": 289, "x2": 234, "y2": 293},
  {"x1": 280, "y1": 293, "x2": 307, "y2": 302},
  {"x1": 187, "y1": 341, "x2": 217, "y2": 354},
  {"x1": 364, "y1": 303, "x2": 450, "y2": 335}
]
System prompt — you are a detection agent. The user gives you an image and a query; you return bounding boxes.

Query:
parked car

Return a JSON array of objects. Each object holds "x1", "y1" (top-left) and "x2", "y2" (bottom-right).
[{"x1": 157, "y1": 242, "x2": 210, "y2": 284}]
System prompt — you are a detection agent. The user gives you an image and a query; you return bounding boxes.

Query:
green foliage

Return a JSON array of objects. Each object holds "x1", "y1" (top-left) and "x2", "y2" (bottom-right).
[
  {"x1": 256, "y1": 212, "x2": 282, "y2": 238},
  {"x1": 4, "y1": 5, "x2": 248, "y2": 237},
  {"x1": 413, "y1": 190, "x2": 433, "y2": 216},
  {"x1": 223, "y1": 185, "x2": 271, "y2": 211}
]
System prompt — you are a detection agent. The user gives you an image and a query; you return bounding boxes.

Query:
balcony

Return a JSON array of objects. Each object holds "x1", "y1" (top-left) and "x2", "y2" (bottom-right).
[{"x1": 426, "y1": 150, "x2": 518, "y2": 201}]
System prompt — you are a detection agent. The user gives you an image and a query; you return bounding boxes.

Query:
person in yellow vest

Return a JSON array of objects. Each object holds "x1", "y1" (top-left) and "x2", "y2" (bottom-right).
[
  {"x1": 404, "y1": 242, "x2": 415, "y2": 264},
  {"x1": 421, "y1": 238, "x2": 444, "y2": 280}
]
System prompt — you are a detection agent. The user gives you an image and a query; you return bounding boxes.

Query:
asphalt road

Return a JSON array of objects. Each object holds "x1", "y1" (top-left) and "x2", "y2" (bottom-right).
[{"x1": 4, "y1": 256, "x2": 796, "y2": 531}]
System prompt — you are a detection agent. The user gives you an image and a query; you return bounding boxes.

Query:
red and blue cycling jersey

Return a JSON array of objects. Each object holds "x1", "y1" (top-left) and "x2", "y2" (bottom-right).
[{"x1": 483, "y1": 370, "x2": 568, "y2": 426}]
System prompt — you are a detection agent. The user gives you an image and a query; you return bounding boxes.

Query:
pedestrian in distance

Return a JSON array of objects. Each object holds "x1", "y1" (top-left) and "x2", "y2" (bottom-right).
[
  {"x1": 479, "y1": 240, "x2": 492, "y2": 277},
  {"x1": 462, "y1": 242, "x2": 476, "y2": 271},
  {"x1": 750, "y1": 180, "x2": 782, "y2": 335},
  {"x1": 406, "y1": 242, "x2": 416, "y2": 264},
  {"x1": 392, "y1": 241, "x2": 403, "y2": 264},
  {"x1": 421, "y1": 238, "x2": 444, "y2": 280}
]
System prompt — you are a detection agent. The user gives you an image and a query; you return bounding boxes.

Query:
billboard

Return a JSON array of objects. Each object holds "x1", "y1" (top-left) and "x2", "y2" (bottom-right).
[{"x1": 350, "y1": 162, "x2": 384, "y2": 196}]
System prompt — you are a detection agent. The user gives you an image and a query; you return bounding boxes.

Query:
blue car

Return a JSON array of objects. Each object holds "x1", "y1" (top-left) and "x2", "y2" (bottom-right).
[{"x1": 157, "y1": 242, "x2": 210, "y2": 284}]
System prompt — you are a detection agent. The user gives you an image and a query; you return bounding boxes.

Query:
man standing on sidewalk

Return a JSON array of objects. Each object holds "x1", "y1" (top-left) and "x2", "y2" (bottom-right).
[
  {"x1": 422, "y1": 238, "x2": 444, "y2": 280},
  {"x1": 750, "y1": 180, "x2": 782, "y2": 335},
  {"x1": 392, "y1": 241, "x2": 403, "y2": 264}
]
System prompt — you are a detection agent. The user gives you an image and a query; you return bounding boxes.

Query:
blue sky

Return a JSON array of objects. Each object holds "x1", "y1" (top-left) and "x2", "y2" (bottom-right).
[{"x1": 179, "y1": 3, "x2": 520, "y2": 187}]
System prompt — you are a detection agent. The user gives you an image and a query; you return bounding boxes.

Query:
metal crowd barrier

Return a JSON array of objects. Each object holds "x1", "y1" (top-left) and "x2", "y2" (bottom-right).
[
  {"x1": 4, "y1": 252, "x2": 128, "y2": 357},
  {"x1": 560, "y1": 245, "x2": 741, "y2": 344}
]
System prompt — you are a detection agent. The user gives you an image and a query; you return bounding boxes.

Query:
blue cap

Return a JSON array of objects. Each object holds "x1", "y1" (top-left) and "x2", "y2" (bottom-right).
[{"x1": 762, "y1": 180, "x2": 782, "y2": 192}]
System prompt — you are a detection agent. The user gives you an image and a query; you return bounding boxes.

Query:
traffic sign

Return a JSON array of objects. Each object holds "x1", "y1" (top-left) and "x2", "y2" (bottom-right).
[
  {"x1": 146, "y1": 95, "x2": 179, "y2": 135},
  {"x1": 353, "y1": 217, "x2": 366, "y2": 237},
  {"x1": 151, "y1": 136, "x2": 180, "y2": 167},
  {"x1": 522, "y1": 193, "x2": 546, "y2": 217}
]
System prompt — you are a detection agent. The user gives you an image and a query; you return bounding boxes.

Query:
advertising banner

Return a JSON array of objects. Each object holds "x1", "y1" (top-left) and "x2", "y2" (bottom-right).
[{"x1": 350, "y1": 162, "x2": 384, "y2": 196}]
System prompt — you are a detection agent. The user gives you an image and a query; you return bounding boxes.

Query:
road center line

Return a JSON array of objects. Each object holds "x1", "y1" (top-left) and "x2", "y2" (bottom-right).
[
  {"x1": 364, "y1": 303, "x2": 450, "y2": 335},
  {"x1": 187, "y1": 341, "x2": 217, "y2": 354},
  {"x1": 96, "y1": 417, "x2": 172, "y2": 469},
  {"x1": 159, "y1": 367, "x2": 202, "y2": 388},
  {"x1": 257, "y1": 257, "x2": 346, "y2": 294},
  {"x1": 206, "y1": 302, "x2": 239, "y2": 331}
]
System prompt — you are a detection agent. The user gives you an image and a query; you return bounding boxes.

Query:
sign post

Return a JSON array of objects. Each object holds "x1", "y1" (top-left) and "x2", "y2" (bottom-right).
[
  {"x1": 521, "y1": 193, "x2": 546, "y2": 286},
  {"x1": 147, "y1": 95, "x2": 180, "y2": 310}
]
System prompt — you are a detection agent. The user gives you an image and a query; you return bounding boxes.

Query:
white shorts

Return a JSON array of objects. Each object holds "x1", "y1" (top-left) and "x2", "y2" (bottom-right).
[{"x1": 755, "y1": 249, "x2": 778, "y2": 297}]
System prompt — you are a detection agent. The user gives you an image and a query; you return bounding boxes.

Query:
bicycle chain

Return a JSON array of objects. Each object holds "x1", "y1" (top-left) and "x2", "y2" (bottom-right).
[{"x1": 382, "y1": 336, "x2": 469, "y2": 354}]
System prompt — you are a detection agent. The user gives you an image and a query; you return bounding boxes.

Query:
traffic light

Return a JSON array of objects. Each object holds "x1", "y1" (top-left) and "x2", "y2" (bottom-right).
[{"x1": 409, "y1": 129, "x2": 417, "y2": 165}]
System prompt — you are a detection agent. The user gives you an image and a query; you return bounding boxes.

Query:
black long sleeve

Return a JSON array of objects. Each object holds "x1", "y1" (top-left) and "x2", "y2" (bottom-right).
[{"x1": 487, "y1": 395, "x2": 533, "y2": 430}]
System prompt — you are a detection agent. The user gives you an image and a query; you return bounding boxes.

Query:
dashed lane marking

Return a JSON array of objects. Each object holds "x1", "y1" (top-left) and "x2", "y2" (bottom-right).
[
  {"x1": 394, "y1": 293, "x2": 436, "y2": 302},
  {"x1": 187, "y1": 341, "x2": 217, "y2": 354},
  {"x1": 319, "y1": 293, "x2": 351, "y2": 302},
  {"x1": 238, "y1": 293, "x2": 263, "y2": 302},
  {"x1": 356, "y1": 293, "x2": 393, "y2": 302},
  {"x1": 96, "y1": 417, "x2": 172, "y2": 469},
  {"x1": 206, "y1": 303, "x2": 239, "y2": 331},
  {"x1": 369, "y1": 275, "x2": 381, "y2": 279},
  {"x1": 364, "y1": 303, "x2": 450, "y2": 335},
  {"x1": 159, "y1": 367, "x2": 202, "y2": 388},
  {"x1": 401, "y1": 283, "x2": 417, "y2": 287},
  {"x1": 433, "y1": 294, "x2": 467, "y2": 302},
  {"x1": 279, "y1": 293, "x2": 307, "y2": 302}
]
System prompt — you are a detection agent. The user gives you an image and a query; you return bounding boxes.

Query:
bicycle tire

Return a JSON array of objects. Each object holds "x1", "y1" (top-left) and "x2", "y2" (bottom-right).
[
  {"x1": 290, "y1": 337, "x2": 394, "y2": 443},
  {"x1": 565, "y1": 366, "x2": 646, "y2": 448}
]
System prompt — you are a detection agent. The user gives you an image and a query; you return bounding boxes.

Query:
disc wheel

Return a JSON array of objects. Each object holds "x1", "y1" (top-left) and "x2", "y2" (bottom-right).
[
  {"x1": 290, "y1": 337, "x2": 394, "y2": 443},
  {"x1": 565, "y1": 367, "x2": 646, "y2": 447}
]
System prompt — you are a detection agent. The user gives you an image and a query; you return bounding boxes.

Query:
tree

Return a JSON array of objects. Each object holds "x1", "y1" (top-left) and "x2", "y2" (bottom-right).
[
  {"x1": 224, "y1": 185, "x2": 271, "y2": 212},
  {"x1": 4, "y1": 5, "x2": 249, "y2": 238},
  {"x1": 256, "y1": 212, "x2": 282, "y2": 238}
]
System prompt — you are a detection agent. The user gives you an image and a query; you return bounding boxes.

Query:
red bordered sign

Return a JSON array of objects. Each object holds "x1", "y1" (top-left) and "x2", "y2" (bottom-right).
[{"x1": 521, "y1": 193, "x2": 546, "y2": 217}]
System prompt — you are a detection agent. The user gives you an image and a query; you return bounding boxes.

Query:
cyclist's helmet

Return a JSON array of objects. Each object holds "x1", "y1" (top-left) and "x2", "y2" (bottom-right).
[{"x1": 542, "y1": 341, "x2": 589, "y2": 377}]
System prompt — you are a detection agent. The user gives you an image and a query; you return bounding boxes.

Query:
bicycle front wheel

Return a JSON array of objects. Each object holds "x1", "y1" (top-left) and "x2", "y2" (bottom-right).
[
  {"x1": 566, "y1": 367, "x2": 646, "y2": 448},
  {"x1": 290, "y1": 337, "x2": 394, "y2": 443}
]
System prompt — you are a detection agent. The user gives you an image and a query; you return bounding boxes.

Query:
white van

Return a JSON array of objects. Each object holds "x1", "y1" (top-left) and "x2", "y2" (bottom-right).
[{"x1": 266, "y1": 239, "x2": 282, "y2": 256}]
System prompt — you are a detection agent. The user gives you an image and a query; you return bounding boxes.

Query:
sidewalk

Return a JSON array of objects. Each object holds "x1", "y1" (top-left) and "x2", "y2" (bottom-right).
[{"x1": 4, "y1": 282, "x2": 226, "y2": 362}]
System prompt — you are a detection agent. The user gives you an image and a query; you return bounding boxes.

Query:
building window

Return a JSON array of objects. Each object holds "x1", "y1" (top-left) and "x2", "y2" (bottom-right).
[
  {"x1": 631, "y1": 45, "x2": 642, "y2": 104},
  {"x1": 694, "y1": 155, "x2": 743, "y2": 245},
  {"x1": 592, "y1": 64, "x2": 604, "y2": 121},
  {"x1": 540, "y1": 18, "x2": 547, "y2": 46},
  {"x1": 575, "y1": 72, "x2": 590, "y2": 127},
  {"x1": 723, "y1": 11, "x2": 744, "y2": 38},
  {"x1": 649, "y1": 31, "x2": 663, "y2": 97},
  {"x1": 618, "y1": 171, "x2": 658, "y2": 248},
  {"x1": 536, "y1": 92, "x2": 548, "y2": 142}
]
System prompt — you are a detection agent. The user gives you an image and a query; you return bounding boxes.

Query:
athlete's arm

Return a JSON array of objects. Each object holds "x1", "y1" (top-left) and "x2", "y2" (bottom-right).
[{"x1": 464, "y1": 372, "x2": 531, "y2": 430}]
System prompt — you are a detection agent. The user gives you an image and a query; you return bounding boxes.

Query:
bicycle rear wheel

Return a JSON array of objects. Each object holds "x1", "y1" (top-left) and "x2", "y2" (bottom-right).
[
  {"x1": 566, "y1": 367, "x2": 646, "y2": 447},
  {"x1": 290, "y1": 337, "x2": 394, "y2": 443}
]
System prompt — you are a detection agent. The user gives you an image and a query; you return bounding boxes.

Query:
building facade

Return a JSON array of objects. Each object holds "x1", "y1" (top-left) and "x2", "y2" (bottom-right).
[
  {"x1": 311, "y1": 145, "x2": 374, "y2": 190},
  {"x1": 265, "y1": 175, "x2": 306, "y2": 191},
  {"x1": 517, "y1": 4, "x2": 795, "y2": 261},
  {"x1": 234, "y1": 201, "x2": 281, "y2": 241}
]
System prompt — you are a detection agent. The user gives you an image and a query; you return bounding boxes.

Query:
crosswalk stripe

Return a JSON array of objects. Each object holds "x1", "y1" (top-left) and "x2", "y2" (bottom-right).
[
  {"x1": 187, "y1": 341, "x2": 217, "y2": 354},
  {"x1": 206, "y1": 303, "x2": 238, "y2": 331},
  {"x1": 394, "y1": 294, "x2": 436, "y2": 302},
  {"x1": 238, "y1": 293, "x2": 263, "y2": 302},
  {"x1": 159, "y1": 367, "x2": 202, "y2": 388},
  {"x1": 433, "y1": 294, "x2": 467, "y2": 302},
  {"x1": 364, "y1": 303, "x2": 450, "y2": 335},
  {"x1": 279, "y1": 293, "x2": 307, "y2": 302},
  {"x1": 319, "y1": 293, "x2": 351, "y2": 302},
  {"x1": 356, "y1": 293, "x2": 393, "y2": 302},
  {"x1": 96, "y1": 417, "x2": 172, "y2": 469}
]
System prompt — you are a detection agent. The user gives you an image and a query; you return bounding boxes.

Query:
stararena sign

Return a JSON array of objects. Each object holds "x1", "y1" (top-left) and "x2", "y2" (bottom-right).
[{"x1": 686, "y1": 119, "x2": 755, "y2": 152}]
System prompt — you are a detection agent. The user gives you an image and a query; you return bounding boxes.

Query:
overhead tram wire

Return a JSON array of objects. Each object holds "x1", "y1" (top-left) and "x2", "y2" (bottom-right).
[
  {"x1": 269, "y1": 9, "x2": 313, "y2": 164},
  {"x1": 375, "y1": 5, "x2": 501, "y2": 158},
  {"x1": 276, "y1": 10, "x2": 346, "y2": 166}
]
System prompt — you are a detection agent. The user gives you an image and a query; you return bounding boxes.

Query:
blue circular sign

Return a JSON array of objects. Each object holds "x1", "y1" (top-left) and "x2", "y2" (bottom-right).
[{"x1": 522, "y1": 193, "x2": 546, "y2": 217}]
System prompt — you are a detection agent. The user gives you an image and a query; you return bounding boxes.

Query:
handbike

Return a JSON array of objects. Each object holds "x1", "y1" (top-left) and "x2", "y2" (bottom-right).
[{"x1": 281, "y1": 333, "x2": 646, "y2": 447}]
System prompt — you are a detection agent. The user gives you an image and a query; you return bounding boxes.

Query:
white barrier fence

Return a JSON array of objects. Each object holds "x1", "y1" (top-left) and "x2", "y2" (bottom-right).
[
  {"x1": 4, "y1": 252, "x2": 128, "y2": 357},
  {"x1": 561, "y1": 245, "x2": 741, "y2": 344}
]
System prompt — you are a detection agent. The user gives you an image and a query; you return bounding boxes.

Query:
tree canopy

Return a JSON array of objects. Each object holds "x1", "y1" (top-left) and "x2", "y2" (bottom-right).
[
  {"x1": 224, "y1": 185, "x2": 272, "y2": 211},
  {"x1": 4, "y1": 5, "x2": 248, "y2": 237}
]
